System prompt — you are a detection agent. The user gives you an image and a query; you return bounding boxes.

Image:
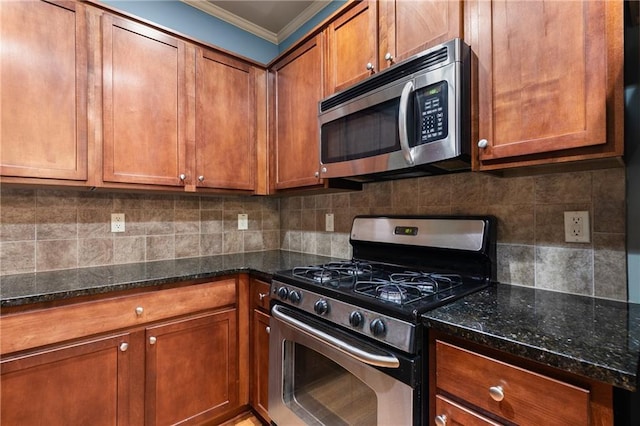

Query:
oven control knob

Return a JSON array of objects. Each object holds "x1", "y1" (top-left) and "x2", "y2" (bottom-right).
[
  {"x1": 289, "y1": 290, "x2": 302, "y2": 304},
  {"x1": 349, "y1": 311, "x2": 364, "y2": 328},
  {"x1": 370, "y1": 318, "x2": 386, "y2": 336},
  {"x1": 277, "y1": 287, "x2": 289, "y2": 300},
  {"x1": 314, "y1": 299, "x2": 329, "y2": 315}
]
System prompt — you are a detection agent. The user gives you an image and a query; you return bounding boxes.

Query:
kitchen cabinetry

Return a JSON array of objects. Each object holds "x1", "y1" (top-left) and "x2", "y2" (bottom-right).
[
  {"x1": 0, "y1": 0, "x2": 88, "y2": 183},
  {"x1": 270, "y1": 34, "x2": 325, "y2": 191},
  {"x1": 102, "y1": 14, "x2": 188, "y2": 188},
  {"x1": 194, "y1": 48, "x2": 256, "y2": 191},
  {"x1": 468, "y1": 0, "x2": 624, "y2": 171},
  {"x1": 250, "y1": 279, "x2": 271, "y2": 423},
  {"x1": 0, "y1": 278, "x2": 240, "y2": 425},
  {"x1": 431, "y1": 338, "x2": 613, "y2": 425},
  {"x1": 324, "y1": 0, "x2": 462, "y2": 95}
]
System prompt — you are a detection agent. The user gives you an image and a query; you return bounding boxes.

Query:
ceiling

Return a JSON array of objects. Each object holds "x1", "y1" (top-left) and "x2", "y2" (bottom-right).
[{"x1": 181, "y1": 0, "x2": 331, "y2": 44}]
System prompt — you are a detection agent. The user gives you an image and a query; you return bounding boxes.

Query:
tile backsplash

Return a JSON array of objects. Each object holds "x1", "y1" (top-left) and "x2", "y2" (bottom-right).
[{"x1": 0, "y1": 167, "x2": 627, "y2": 300}]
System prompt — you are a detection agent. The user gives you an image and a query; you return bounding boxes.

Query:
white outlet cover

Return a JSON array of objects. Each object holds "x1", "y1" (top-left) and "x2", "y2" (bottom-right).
[
  {"x1": 238, "y1": 214, "x2": 248, "y2": 230},
  {"x1": 325, "y1": 213, "x2": 334, "y2": 232},
  {"x1": 111, "y1": 213, "x2": 125, "y2": 233},
  {"x1": 564, "y1": 211, "x2": 590, "y2": 243}
]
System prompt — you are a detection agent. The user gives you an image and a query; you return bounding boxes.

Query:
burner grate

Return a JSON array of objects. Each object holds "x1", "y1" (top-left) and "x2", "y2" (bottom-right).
[{"x1": 354, "y1": 272, "x2": 463, "y2": 305}]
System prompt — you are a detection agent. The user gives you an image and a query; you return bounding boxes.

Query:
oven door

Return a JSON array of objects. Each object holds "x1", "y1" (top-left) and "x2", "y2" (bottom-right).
[{"x1": 269, "y1": 304, "x2": 418, "y2": 426}]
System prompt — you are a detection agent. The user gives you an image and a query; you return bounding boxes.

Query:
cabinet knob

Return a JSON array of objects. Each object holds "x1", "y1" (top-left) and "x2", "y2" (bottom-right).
[
  {"x1": 478, "y1": 139, "x2": 489, "y2": 149},
  {"x1": 434, "y1": 414, "x2": 447, "y2": 426},
  {"x1": 258, "y1": 292, "x2": 268, "y2": 301},
  {"x1": 149, "y1": 336, "x2": 157, "y2": 345},
  {"x1": 179, "y1": 173, "x2": 187, "y2": 181},
  {"x1": 119, "y1": 342, "x2": 129, "y2": 352},
  {"x1": 366, "y1": 62, "x2": 374, "y2": 72},
  {"x1": 266, "y1": 326, "x2": 270, "y2": 334},
  {"x1": 489, "y1": 385, "x2": 504, "y2": 402},
  {"x1": 135, "y1": 306, "x2": 144, "y2": 316},
  {"x1": 198, "y1": 175, "x2": 205, "y2": 182},
  {"x1": 384, "y1": 52, "x2": 394, "y2": 62},
  {"x1": 314, "y1": 171, "x2": 320, "y2": 178}
]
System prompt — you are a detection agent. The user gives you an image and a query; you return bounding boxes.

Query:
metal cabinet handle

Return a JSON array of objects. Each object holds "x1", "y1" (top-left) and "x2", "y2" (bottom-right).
[
  {"x1": 366, "y1": 62, "x2": 374, "y2": 72},
  {"x1": 198, "y1": 175, "x2": 205, "y2": 182},
  {"x1": 119, "y1": 342, "x2": 129, "y2": 352},
  {"x1": 266, "y1": 326, "x2": 270, "y2": 334},
  {"x1": 489, "y1": 385, "x2": 504, "y2": 402},
  {"x1": 314, "y1": 171, "x2": 320, "y2": 178},
  {"x1": 179, "y1": 173, "x2": 187, "y2": 181},
  {"x1": 434, "y1": 414, "x2": 447, "y2": 426},
  {"x1": 384, "y1": 52, "x2": 393, "y2": 62},
  {"x1": 478, "y1": 139, "x2": 489, "y2": 149},
  {"x1": 149, "y1": 336, "x2": 157, "y2": 345},
  {"x1": 135, "y1": 306, "x2": 144, "y2": 316},
  {"x1": 258, "y1": 292, "x2": 268, "y2": 301}
]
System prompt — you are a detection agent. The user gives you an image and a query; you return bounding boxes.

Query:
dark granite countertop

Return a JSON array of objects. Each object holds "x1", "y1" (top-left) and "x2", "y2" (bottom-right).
[
  {"x1": 0, "y1": 250, "x2": 340, "y2": 308},
  {"x1": 423, "y1": 283, "x2": 640, "y2": 392}
]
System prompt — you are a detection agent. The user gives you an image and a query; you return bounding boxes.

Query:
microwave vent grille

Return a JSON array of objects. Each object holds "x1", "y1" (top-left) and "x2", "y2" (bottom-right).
[{"x1": 320, "y1": 46, "x2": 449, "y2": 112}]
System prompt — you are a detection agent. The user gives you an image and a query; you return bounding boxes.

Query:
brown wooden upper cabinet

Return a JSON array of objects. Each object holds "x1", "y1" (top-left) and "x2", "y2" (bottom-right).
[
  {"x1": 194, "y1": 48, "x2": 256, "y2": 191},
  {"x1": 102, "y1": 14, "x2": 189, "y2": 188},
  {"x1": 325, "y1": 0, "x2": 463, "y2": 95},
  {"x1": 468, "y1": 0, "x2": 624, "y2": 171},
  {"x1": 270, "y1": 34, "x2": 325, "y2": 191},
  {"x1": 0, "y1": 0, "x2": 88, "y2": 182}
]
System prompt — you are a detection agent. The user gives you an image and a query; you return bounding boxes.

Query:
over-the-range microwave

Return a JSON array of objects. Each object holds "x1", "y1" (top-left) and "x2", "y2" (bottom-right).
[{"x1": 318, "y1": 38, "x2": 471, "y2": 182}]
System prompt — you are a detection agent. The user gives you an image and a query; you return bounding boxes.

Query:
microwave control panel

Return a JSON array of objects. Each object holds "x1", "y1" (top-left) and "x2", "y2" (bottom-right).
[{"x1": 416, "y1": 81, "x2": 448, "y2": 143}]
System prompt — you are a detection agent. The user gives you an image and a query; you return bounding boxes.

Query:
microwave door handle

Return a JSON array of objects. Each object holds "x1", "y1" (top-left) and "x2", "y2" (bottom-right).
[
  {"x1": 398, "y1": 81, "x2": 415, "y2": 166},
  {"x1": 271, "y1": 305, "x2": 400, "y2": 368}
]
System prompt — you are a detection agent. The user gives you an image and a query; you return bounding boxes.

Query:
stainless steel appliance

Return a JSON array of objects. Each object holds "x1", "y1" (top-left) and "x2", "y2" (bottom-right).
[
  {"x1": 269, "y1": 215, "x2": 497, "y2": 426},
  {"x1": 318, "y1": 39, "x2": 471, "y2": 182}
]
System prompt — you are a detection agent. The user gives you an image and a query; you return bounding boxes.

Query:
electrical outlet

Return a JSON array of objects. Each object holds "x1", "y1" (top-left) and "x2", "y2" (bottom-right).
[
  {"x1": 325, "y1": 213, "x2": 334, "y2": 232},
  {"x1": 111, "y1": 213, "x2": 125, "y2": 233},
  {"x1": 564, "y1": 211, "x2": 590, "y2": 243},
  {"x1": 238, "y1": 213, "x2": 248, "y2": 230}
]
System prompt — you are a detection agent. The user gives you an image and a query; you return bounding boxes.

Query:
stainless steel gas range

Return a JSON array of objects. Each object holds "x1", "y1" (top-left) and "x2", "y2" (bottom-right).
[{"x1": 268, "y1": 215, "x2": 497, "y2": 426}]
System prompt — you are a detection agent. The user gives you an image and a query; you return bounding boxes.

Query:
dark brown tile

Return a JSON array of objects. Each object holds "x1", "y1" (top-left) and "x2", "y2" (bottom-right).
[{"x1": 36, "y1": 240, "x2": 78, "y2": 271}]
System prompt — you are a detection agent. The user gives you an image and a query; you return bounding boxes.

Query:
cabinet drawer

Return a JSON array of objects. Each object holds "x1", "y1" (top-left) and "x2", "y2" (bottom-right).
[
  {"x1": 435, "y1": 395, "x2": 501, "y2": 426},
  {"x1": 1, "y1": 279, "x2": 236, "y2": 355},
  {"x1": 251, "y1": 280, "x2": 271, "y2": 311},
  {"x1": 435, "y1": 341, "x2": 589, "y2": 425}
]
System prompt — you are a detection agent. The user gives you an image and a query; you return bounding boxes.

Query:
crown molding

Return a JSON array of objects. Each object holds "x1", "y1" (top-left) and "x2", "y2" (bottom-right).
[{"x1": 181, "y1": 0, "x2": 331, "y2": 44}]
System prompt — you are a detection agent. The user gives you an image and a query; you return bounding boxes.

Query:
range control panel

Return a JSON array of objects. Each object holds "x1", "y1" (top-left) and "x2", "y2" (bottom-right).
[{"x1": 417, "y1": 81, "x2": 448, "y2": 143}]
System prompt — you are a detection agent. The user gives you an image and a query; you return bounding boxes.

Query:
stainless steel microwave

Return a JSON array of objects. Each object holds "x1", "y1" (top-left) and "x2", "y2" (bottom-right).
[{"x1": 318, "y1": 38, "x2": 471, "y2": 182}]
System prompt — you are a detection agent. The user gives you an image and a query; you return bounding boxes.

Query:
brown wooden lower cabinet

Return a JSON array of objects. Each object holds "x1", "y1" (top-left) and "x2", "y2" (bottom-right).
[
  {"x1": 0, "y1": 332, "x2": 131, "y2": 425},
  {"x1": 431, "y1": 338, "x2": 614, "y2": 426},
  {"x1": 0, "y1": 278, "x2": 242, "y2": 425},
  {"x1": 250, "y1": 279, "x2": 271, "y2": 424}
]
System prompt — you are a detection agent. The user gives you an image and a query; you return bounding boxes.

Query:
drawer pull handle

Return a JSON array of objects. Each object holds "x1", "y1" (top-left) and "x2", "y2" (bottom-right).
[
  {"x1": 434, "y1": 414, "x2": 447, "y2": 426},
  {"x1": 119, "y1": 342, "x2": 129, "y2": 352},
  {"x1": 135, "y1": 306, "x2": 144, "y2": 316},
  {"x1": 149, "y1": 336, "x2": 157, "y2": 345},
  {"x1": 489, "y1": 385, "x2": 504, "y2": 402},
  {"x1": 266, "y1": 326, "x2": 270, "y2": 334},
  {"x1": 259, "y1": 292, "x2": 268, "y2": 301}
]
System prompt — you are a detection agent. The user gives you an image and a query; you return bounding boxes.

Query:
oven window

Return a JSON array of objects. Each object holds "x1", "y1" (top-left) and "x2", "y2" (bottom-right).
[{"x1": 284, "y1": 342, "x2": 377, "y2": 425}]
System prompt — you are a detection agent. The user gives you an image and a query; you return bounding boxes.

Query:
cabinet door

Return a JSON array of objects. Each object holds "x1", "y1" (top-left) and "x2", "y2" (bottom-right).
[
  {"x1": 195, "y1": 48, "x2": 255, "y2": 191},
  {"x1": 271, "y1": 34, "x2": 324, "y2": 190},
  {"x1": 379, "y1": 0, "x2": 462, "y2": 69},
  {"x1": 0, "y1": 0, "x2": 88, "y2": 181},
  {"x1": 325, "y1": 0, "x2": 378, "y2": 94},
  {"x1": 102, "y1": 14, "x2": 188, "y2": 186},
  {"x1": 469, "y1": 0, "x2": 623, "y2": 170},
  {"x1": 0, "y1": 333, "x2": 131, "y2": 425},
  {"x1": 145, "y1": 309, "x2": 238, "y2": 425},
  {"x1": 251, "y1": 309, "x2": 271, "y2": 423}
]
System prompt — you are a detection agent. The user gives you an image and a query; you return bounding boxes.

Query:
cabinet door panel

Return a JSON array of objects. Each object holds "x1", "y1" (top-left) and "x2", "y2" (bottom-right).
[
  {"x1": 381, "y1": 0, "x2": 462, "y2": 67},
  {"x1": 473, "y1": 0, "x2": 610, "y2": 165},
  {"x1": 196, "y1": 49, "x2": 255, "y2": 190},
  {"x1": 325, "y1": 0, "x2": 377, "y2": 94},
  {"x1": 251, "y1": 309, "x2": 270, "y2": 422},
  {"x1": 0, "y1": 0, "x2": 87, "y2": 180},
  {"x1": 102, "y1": 15, "x2": 187, "y2": 186},
  {"x1": 272, "y1": 35, "x2": 324, "y2": 190},
  {"x1": 145, "y1": 309, "x2": 238, "y2": 425},
  {"x1": 0, "y1": 333, "x2": 130, "y2": 425}
]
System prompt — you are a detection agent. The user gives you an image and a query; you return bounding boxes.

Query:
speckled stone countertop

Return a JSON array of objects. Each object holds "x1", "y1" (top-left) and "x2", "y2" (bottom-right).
[
  {"x1": 423, "y1": 283, "x2": 640, "y2": 392},
  {"x1": 0, "y1": 250, "x2": 339, "y2": 308}
]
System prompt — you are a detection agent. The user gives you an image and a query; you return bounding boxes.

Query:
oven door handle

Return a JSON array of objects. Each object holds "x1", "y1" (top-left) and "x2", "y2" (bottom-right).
[{"x1": 272, "y1": 305, "x2": 400, "y2": 369}]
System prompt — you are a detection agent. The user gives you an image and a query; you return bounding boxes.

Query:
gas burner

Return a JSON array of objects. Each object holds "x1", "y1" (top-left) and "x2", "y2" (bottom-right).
[
  {"x1": 389, "y1": 272, "x2": 462, "y2": 293},
  {"x1": 312, "y1": 270, "x2": 339, "y2": 282},
  {"x1": 354, "y1": 280, "x2": 426, "y2": 305},
  {"x1": 376, "y1": 285, "x2": 407, "y2": 304}
]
